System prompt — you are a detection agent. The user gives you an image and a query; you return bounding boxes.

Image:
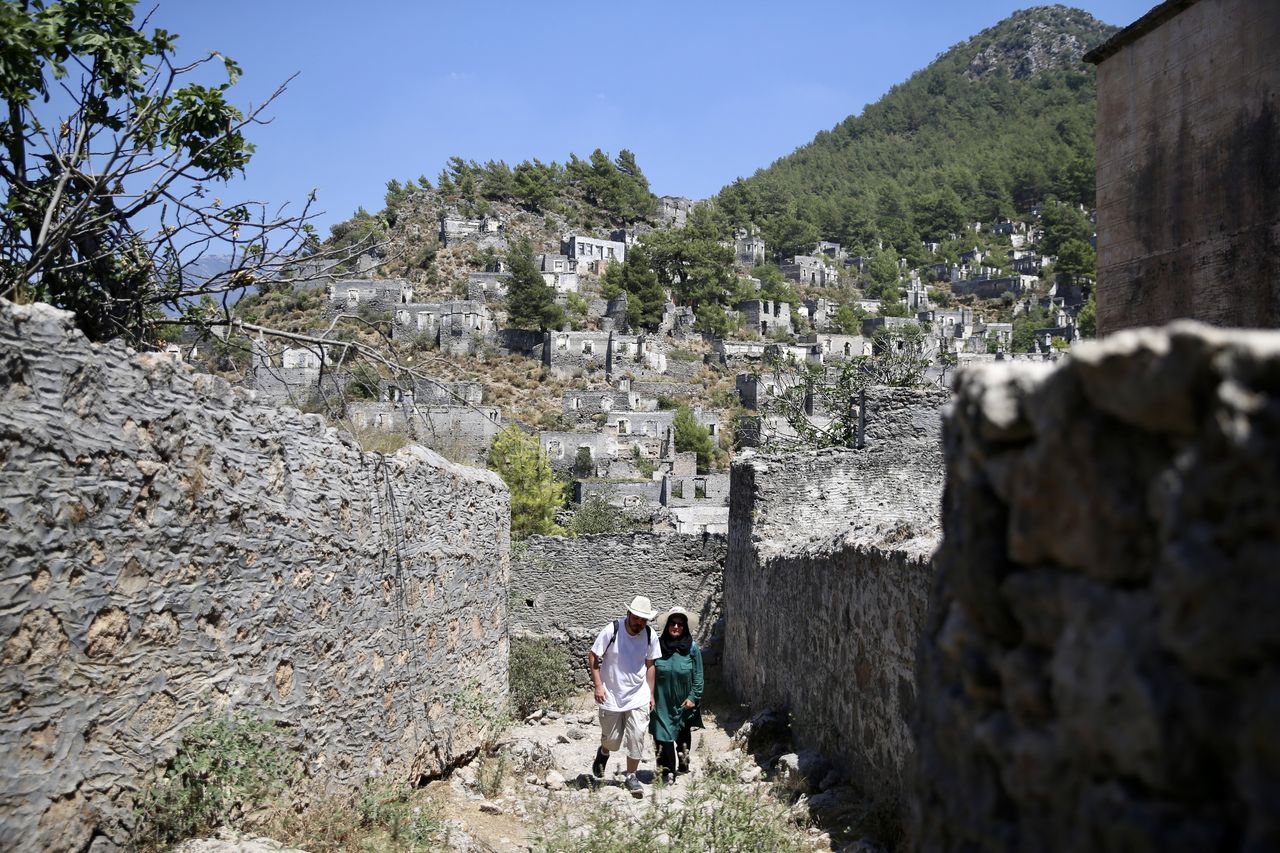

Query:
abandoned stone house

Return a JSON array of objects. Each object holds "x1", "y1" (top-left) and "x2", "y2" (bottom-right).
[
  {"x1": 734, "y1": 229, "x2": 767, "y2": 266},
  {"x1": 249, "y1": 335, "x2": 348, "y2": 406},
  {"x1": 561, "y1": 388, "x2": 657, "y2": 417},
  {"x1": 542, "y1": 330, "x2": 668, "y2": 379},
  {"x1": 905, "y1": 277, "x2": 931, "y2": 312},
  {"x1": 391, "y1": 300, "x2": 494, "y2": 353},
  {"x1": 798, "y1": 297, "x2": 836, "y2": 331},
  {"x1": 1010, "y1": 253, "x2": 1050, "y2": 276},
  {"x1": 535, "y1": 253, "x2": 580, "y2": 293},
  {"x1": 780, "y1": 255, "x2": 838, "y2": 287},
  {"x1": 950, "y1": 274, "x2": 1037, "y2": 299},
  {"x1": 661, "y1": 471, "x2": 731, "y2": 535},
  {"x1": 799, "y1": 332, "x2": 870, "y2": 361},
  {"x1": 326, "y1": 279, "x2": 415, "y2": 313},
  {"x1": 655, "y1": 195, "x2": 696, "y2": 228},
  {"x1": 738, "y1": 299, "x2": 794, "y2": 336},
  {"x1": 348, "y1": 401, "x2": 501, "y2": 457},
  {"x1": 814, "y1": 240, "x2": 845, "y2": 261},
  {"x1": 561, "y1": 234, "x2": 627, "y2": 272},
  {"x1": 765, "y1": 340, "x2": 824, "y2": 365},
  {"x1": 467, "y1": 271, "x2": 509, "y2": 301},
  {"x1": 439, "y1": 214, "x2": 504, "y2": 247},
  {"x1": 657, "y1": 301, "x2": 698, "y2": 339},
  {"x1": 379, "y1": 378, "x2": 483, "y2": 407}
]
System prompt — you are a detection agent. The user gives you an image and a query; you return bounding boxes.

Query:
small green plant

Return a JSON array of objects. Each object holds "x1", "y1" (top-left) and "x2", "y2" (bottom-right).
[
  {"x1": 134, "y1": 714, "x2": 297, "y2": 848},
  {"x1": 475, "y1": 751, "x2": 510, "y2": 800},
  {"x1": 268, "y1": 777, "x2": 446, "y2": 852},
  {"x1": 509, "y1": 636, "x2": 574, "y2": 717},
  {"x1": 448, "y1": 679, "x2": 514, "y2": 746}
]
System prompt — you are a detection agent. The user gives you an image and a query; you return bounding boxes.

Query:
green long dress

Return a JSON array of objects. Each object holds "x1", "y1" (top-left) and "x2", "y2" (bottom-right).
[{"x1": 650, "y1": 643, "x2": 705, "y2": 742}]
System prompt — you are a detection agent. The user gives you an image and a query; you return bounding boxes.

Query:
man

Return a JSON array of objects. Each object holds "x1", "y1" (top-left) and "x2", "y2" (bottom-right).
[{"x1": 588, "y1": 595, "x2": 661, "y2": 798}]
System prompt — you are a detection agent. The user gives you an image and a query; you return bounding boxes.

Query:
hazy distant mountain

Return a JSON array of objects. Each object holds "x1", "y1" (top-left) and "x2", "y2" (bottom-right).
[{"x1": 715, "y1": 5, "x2": 1117, "y2": 258}]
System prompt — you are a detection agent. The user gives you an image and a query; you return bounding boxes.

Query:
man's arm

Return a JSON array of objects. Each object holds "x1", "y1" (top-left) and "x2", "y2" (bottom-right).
[
  {"x1": 589, "y1": 651, "x2": 606, "y2": 705},
  {"x1": 646, "y1": 658, "x2": 656, "y2": 710}
]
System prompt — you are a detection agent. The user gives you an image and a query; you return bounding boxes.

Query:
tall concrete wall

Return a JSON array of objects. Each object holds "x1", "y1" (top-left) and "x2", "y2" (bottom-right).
[
  {"x1": 1088, "y1": 0, "x2": 1280, "y2": 333},
  {"x1": 511, "y1": 533, "x2": 726, "y2": 681},
  {"x1": 723, "y1": 388, "x2": 947, "y2": 794},
  {"x1": 912, "y1": 322, "x2": 1280, "y2": 850},
  {"x1": 0, "y1": 300, "x2": 510, "y2": 851}
]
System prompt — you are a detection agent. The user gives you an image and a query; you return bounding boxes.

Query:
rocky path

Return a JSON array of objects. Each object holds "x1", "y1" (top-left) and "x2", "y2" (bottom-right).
[
  {"x1": 176, "y1": 691, "x2": 883, "y2": 852},
  {"x1": 432, "y1": 692, "x2": 870, "y2": 852}
]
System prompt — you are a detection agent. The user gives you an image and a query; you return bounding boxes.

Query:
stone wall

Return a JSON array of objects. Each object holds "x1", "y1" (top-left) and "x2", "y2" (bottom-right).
[
  {"x1": 511, "y1": 533, "x2": 726, "y2": 682},
  {"x1": 0, "y1": 300, "x2": 511, "y2": 850},
  {"x1": 723, "y1": 388, "x2": 948, "y2": 794},
  {"x1": 911, "y1": 322, "x2": 1280, "y2": 850},
  {"x1": 1087, "y1": 0, "x2": 1280, "y2": 333}
]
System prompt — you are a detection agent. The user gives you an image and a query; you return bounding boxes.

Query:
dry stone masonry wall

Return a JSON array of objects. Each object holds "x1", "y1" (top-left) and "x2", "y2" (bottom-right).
[
  {"x1": 0, "y1": 300, "x2": 510, "y2": 851},
  {"x1": 511, "y1": 533, "x2": 726, "y2": 681},
  {"x1": 912, "y1": 322, "x2": 1280, "y2": 850},
  {"x1": 723, "y1": 389, "x2": 948, "y2": 795}
]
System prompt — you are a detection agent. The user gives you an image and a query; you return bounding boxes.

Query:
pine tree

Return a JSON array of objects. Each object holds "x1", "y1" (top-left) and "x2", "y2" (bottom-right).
[
  {"x1": 488, "y1": 425, "x2": 566, "y2": 538},
  {"x1": 673, "y1": 405, "x2": 716, "y2": 474},
  {"x1": 505, "y1": 240, "x2": 564, "y2": 331}
]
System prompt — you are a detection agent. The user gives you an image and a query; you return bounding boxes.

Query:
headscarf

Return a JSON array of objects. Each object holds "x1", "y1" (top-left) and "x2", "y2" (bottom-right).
[{"x1": 658, "y1": 607, "x2": 693, "y2": 658}]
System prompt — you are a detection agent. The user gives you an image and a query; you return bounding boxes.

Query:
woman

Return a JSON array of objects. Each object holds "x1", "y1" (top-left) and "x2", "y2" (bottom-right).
[{"x1": 649, "y1": 606, "x2": 704, "y2": 785}]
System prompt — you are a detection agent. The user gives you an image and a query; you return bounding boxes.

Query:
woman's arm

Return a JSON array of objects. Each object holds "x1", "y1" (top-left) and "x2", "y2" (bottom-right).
[{"x1": 687, "y1": 644, "x2": 704, "y2": 705}]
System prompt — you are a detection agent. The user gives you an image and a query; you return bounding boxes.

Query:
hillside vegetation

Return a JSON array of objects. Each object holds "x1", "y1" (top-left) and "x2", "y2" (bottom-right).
[{"x1": 715, "y1": 6, "x2": 1115, "y2": 260}]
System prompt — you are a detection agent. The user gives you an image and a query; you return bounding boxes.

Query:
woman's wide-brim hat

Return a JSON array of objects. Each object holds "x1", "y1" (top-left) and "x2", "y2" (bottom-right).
[
  {"x1": 657, "y1": 605, "x2": 699, "y2": 637},
  {"x1": 626, "y1": 595, "x2": 659, "y2": 621}
]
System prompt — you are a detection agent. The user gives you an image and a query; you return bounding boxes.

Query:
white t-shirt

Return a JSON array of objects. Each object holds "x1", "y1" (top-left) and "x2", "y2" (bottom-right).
[{"x1": 591, "y1": 619, "x2": 662, "y2": 712}]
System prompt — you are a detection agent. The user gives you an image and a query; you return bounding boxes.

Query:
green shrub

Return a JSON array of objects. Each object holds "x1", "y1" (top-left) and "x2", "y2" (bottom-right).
[
  {"x1": 268, "y1": 778, "x2": 446, "y2": 853},
  {"x1": 568, "y1": 493, "x2": 643, "y2": 536},
  {"x1": 509, "y1": 636, "x2": 574, "y2": 717},
  {"x1": 134, "y1": 715, "x2": 297, "y2": 848}
]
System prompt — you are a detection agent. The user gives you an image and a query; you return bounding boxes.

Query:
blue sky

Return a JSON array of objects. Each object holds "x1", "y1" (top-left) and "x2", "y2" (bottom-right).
[{"x1": 151, "y1": 1, "x2": 1155, "y2": 236}]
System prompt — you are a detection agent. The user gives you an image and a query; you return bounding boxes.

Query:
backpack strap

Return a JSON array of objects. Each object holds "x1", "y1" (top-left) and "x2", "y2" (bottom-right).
[
  {"x1": 602, "y1": 619, "x2": 653, "y2": 658},
  {"x1": 602, "y1": 618, "x2": 621, "y2": 657}
]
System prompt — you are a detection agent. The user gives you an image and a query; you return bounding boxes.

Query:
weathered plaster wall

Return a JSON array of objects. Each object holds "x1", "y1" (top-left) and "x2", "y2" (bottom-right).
[
  {"x1": 1089, "y1": 0, "x2": 1280, "y2": 333},
  {"x1": 723, "y1": 388, "x2": 947, "y2": 793},
  {"x1": 0, "y1": 300, "x2": 510, "y2": 851},
  {"x1": 912, "y1": 322, "x2": 1280, "y2": 850},
  {"x1": 511, "y1": 533, "x2": 726, "y2": 681}
]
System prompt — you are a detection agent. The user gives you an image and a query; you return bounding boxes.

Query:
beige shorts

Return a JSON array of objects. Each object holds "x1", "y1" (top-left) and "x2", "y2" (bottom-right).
[{"x1": 598, "y1": 706, "x2": 650, "y2": 760}]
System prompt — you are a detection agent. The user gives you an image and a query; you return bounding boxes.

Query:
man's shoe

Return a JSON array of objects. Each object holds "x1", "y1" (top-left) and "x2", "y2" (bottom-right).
[
  {"x1": 677, "y1": 747, "x2": 690, "y2": 774},
  {"x1": 662, "y1": 771, "x2": 677, "y2": 785},
  {"x1": 591, "y1": 748, "x2": 609, "y2": 778},
  {"x1": 624, "y1": 772, "x2": 643, "y2": 798}
]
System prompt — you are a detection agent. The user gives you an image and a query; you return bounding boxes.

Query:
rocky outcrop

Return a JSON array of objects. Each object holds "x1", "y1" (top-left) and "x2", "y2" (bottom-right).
[{"x1": 912, "y1": 321, "x2": 1280, "y2": 850}]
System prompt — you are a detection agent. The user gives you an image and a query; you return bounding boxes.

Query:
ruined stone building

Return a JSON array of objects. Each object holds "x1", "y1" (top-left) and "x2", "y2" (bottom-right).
[
  {"x1": 950, "y1": 274, "x2": 1037, "y2": 299},
  {"x1": 1085, "y1": 0, "x2": 1280, "y2": 333},
  {"x1": 249, "y1": 334, "x2": 349, "y2": 406},
  {"x1": 738, "y1": 299, "x2": 794, "y2": 336},
  {"x1": 391, "y1": 300, "x2": 494, "y2": 354},
  {"x1": 542, "y1": 330, "x2": 668, "y2": 379},
  {"x1": 734, "y1": 229, "x2": 767, "y2": 266},
  {"x1": 346, "y1": 401, "x2": 502, "y2": 462},
  {"x1": 326, "y1": 279, "x2": 415, "y2": 313},
  {"x1": 655, "y1": 195, "x2": 697, "y2": 228},
  {"x1": 780, "y1": 255, "x2": 838, "y2": 287},
  {"x1": 535, "y1": 253, "x2": 580, "y2": 293},
  {"x1": 561, "y1": 233, "x2": 627, "y2": 273},
  {"x1": 439, "y1": 213, "x2": 504, "y2": 247}
]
